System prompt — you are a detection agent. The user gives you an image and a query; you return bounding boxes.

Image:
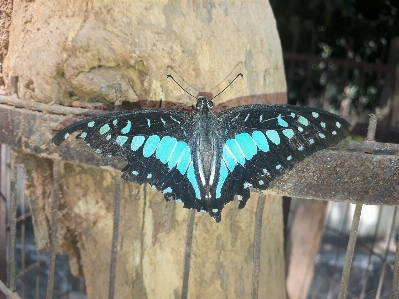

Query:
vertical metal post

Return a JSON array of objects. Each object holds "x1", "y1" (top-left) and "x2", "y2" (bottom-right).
[
  {"x1": 251, "y1": 194, "x2": 266, "y2": 299},
  {"x1": 392, "y1": 237, "x2": 399, "y2": 298},
  {"x1": 376, "y1": 206, "x2": 397, "y2": 299},
  {"x1": 108, "y1": 173, "x2": 122, "y2": 299},
  {"x1": 46, "y1": 161, "x2": 61, "y2": 299},
  {"x1": 9, "y1": 153, "x2": 17, "y2": 292},
  {"x1": 181, "y1": 209, "x2": 196, "y2": 299},
  {"x1": 338, "y1": 114, "x2": 377, "y2": 298},
  {"x1": 337, "y1": 204, "x2": 362, "y2": 299},
  {"x1": 0, "y1": 145, "x2": 10, "y2": 299}
]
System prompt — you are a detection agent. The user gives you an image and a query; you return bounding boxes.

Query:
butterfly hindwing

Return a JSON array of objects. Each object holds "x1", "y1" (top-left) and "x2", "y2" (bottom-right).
[{"x1": 212, "y1": 104, "x2": 350, "y2": 209}]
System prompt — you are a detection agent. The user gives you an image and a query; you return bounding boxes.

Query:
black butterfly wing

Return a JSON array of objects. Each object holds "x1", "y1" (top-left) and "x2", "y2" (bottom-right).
[
  {"x1": 211, "y1": 104, "x2": 350, "y2": 210},
  {"x1": 52, "y1": 109, "x2": 203, "y2": 211}
]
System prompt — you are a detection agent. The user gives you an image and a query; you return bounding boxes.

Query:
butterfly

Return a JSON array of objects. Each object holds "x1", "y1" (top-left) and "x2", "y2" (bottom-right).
[{"x1": 52, "y1": 90, "x2": 350, "y2": 222}]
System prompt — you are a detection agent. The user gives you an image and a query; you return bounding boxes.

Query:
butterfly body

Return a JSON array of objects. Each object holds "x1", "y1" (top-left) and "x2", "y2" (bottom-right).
[{"x1": 53, "y1": 96, "x2": 350, "y2": 222}]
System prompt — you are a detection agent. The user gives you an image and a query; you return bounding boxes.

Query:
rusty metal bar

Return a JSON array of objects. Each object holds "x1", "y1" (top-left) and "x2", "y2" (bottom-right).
[
  {"x1": 326, "y1": 203, "x2": 351, "y2": 299},
  {"x1": 181, "y1": 209, "x2": 196, "y2": 299},
  {"x1": 1, "y1": 100, "x2": 399, "y2": 206},
  {"x1": 359, "y1": 206, "x2": 383, "y2": 298},
  {"x1": 338, "y1": 114, "x2": 377, "y2": 298},
  {"x1": 46, "y1": 160, "x2": 60, "y2": 299},
  {"x1": 337, "y1": 203, "x2": 362, "y2": 299},
  {"x1": 251, "y1": 194, "x2": 266, "y2": 299},
  {"x1": 9, "y1": 154, "x2": 17, "y2": 292},
  {"x1": 367, "y1": 114, "x2": 378, "y2": 141},
  {"x1": 0, "y1": 144, "x2": 9, "y2": 299},
  {"x1": 0, "y1": 95, "x2": 111, "y2": 117},
  {"x1": 0, "y1": 279, "x2": 13, "y2": 297},
  {"x1": 17, "y1": 167, "x2": 26, "y2": 298},
  {"x1": 108, "y1": 174, "x2": 122, "y2": 299},
  {"x1": 376, "y1": 205, "x2": 397, "y2": 299},
  {"x1": 392, "y1": 237, "x2": 399, "y2": 298}
]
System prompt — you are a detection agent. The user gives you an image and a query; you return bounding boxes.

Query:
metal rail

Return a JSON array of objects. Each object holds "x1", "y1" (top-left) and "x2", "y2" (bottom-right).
[{"x1": 0, "y1": 98, "x2": 398, "y2": 207}]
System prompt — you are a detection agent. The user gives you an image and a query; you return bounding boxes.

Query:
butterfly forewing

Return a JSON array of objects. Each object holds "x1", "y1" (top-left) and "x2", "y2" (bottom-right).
[
  {"x1": 212, "y1": 105, "x2": 350, "y2": 211},
  {"x1": 53, "y1": 109, "x2": 205, "y2": 211}
]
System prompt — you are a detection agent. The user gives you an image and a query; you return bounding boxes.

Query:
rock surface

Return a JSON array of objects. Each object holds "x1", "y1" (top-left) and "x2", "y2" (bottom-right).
[{"x1": 3, "y1": 0, "x2": 285, "y2": 106}]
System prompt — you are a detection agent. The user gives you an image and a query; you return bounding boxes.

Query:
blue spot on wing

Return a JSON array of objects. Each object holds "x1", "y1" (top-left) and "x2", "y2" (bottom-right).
[
  {"x1": 235, "y1": 133, "x2": 257, "y2": 160},
  {"x1": 231, "y1": 113, "x2": 240, "y2": 121},
  {"x1": 116, "y1": 136, "x2": 128, "y2": 146},
  {"x1": 131, "y1": 136, "x2": 145, "y2": 151},
  {"x1": 225, "y1": 139, "x2": 245, "y2": 165},
  {"x1": 298, "y1": 116, "x2": 309, "y2": 126},
  {"x1": 282, "y1": 129, "x2": 294, "y2": 139},
  {"x1": 277, "y1": 114, "x2": 288, "y2": 127},
  {"x1": 100, "y1": 124, "x2": 110, "y2": 135},
  {"x1": 176, "y1": 146, "x2": 191, "y2": 175},
  {"x1": 121, "y1": 120, "x2": 131, "y2": 134},
  {"x1": 312, "y1": 112, "x2": 319, "y2": 118},
  {"x1": 216, "y1": 161, "x2": 228, "y2": 198},
  {"x1": 266, "y1": 130, "x2": 280, "y2": 145},
  {"x1": 252, "y1": 131, "x2": 269, "y2": 152},
  {"x1": 168, "y1": 141, "x2": 187, "y2": 169},
  {"x1": 163, "y1": 187, "x2": 172, "y2": 194},
  {"x1": 222, "y1": 145, "x2": 238, "y2": 172},
  {"x1": 143, "y1": 135, "x2": 160, "y2": 157},
  {"x1": 156, "y1": 136, "x2": 177, "y2": 164}
]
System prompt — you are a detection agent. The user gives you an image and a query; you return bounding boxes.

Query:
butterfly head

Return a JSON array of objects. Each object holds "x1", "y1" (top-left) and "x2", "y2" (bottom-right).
[{"x1": 196, "y1": 95, "x2": 214, "y2": 111}]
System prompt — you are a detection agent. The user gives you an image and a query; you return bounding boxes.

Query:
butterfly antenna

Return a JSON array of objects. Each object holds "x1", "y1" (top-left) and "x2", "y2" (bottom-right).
[
  {"x1": 167, "y1": 75, "x2": 196, "y2": 99},
  {"x1": 211, "y1": 73, "x2": 243, "y2": 100}
]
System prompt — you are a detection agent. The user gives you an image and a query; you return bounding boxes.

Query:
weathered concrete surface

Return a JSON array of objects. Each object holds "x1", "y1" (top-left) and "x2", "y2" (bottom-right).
[
  {"x1": 0, "y1": 0, "x2": 12, "y2": 91},
  {"x1": 3, "y1": 0, "x2": 286, "y2": 106},
  {"x1": 3, "y1": 0, "x2": 288, "y2": 298}
]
